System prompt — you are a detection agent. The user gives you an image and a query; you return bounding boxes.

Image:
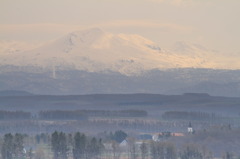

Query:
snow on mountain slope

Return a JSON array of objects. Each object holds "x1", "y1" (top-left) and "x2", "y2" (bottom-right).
[
  {"x1": 0, "y1": 28, "x2": 236, "y2": 75},
  {"x1": 172, "y1": 41, "x2": 240, "y2": 70},
  {"x1": 0, "y1": 41, "x2": 37, "y2": 55}
]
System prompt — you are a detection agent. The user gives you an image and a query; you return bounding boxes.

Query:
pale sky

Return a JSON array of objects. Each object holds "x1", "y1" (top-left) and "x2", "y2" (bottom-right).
[{"x1": 1, "y1": 0, "x2": 240, "y2": 54}]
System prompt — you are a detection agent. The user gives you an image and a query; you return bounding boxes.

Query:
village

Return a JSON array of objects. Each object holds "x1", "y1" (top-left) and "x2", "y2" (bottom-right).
[{"x1": 1, "y1": 119, "x2": 239, "y2": 159}]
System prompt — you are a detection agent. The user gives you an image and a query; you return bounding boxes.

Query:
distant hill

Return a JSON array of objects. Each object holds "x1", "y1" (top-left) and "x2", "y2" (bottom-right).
[{"x1": 0, "y1": 93, "x2": 239, "y2": 116}]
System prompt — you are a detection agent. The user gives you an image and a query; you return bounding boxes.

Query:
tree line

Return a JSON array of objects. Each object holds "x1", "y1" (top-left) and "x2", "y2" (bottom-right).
[
  {"x1": 39, "y1": 109, "x2": 147, "y2": 119},
  {"x1": 162, "y1": 111, "x2": 219, "y2": 121},
  {"x1": 0, "y1": 111, "x2": 31, "y2": 120},
  {"x1": 0, "y1": 109, "x2": 147, "y2": 121},
  {"x1": 39, "y1": 110, "x2": 88, "y2": 120}
]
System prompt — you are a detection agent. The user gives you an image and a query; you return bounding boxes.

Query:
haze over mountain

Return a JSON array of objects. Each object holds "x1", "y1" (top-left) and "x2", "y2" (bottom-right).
[{"x1": 0, "y1": 28, "x2": 240, "y2": 96}]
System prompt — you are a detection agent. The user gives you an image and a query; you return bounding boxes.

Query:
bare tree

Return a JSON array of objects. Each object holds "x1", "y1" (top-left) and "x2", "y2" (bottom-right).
[
  {"x1": 140, "y1": 142, "x2": 148, "y2": 159},
  {"x1": 128, "y1": 138, "x2": 138, "y2": 159},
  {"x1": 111, "y1": 140, "x2": 121, "y2": 159}
]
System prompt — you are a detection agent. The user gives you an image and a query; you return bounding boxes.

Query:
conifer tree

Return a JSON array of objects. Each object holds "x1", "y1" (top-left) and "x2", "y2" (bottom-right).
[
  {"x1": 51, "y1": 131, "x2": 59, "y2": 159},
  {"x1": 1, "y1": 133, "x2": 14, "y2": 159},
  {"x1": 13, "y1": 133, "x2": 24, "y2": 159},
  {"x1": 140, "y1": 142, "x2": 148, "y2": 159},
  {"x1": 59, "y1": 132, "x2": 68, "y2": 159},
  {"x1": 73, "y1": 132, "x2": 86, "y2": 159},
  {"x1": 51, "y1": 131, "x2": 68, "y2": 159}
]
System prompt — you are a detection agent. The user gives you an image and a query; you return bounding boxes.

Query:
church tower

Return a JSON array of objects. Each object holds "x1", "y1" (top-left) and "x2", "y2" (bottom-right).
[{"x1": 188, "y1": 122, "x2": 193, "y2": 134}]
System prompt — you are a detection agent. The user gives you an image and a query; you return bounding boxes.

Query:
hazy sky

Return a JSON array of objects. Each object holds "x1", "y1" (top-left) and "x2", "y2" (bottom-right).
[{"x1": 1, "y1": 0, "x2": 240, "y2": 53}]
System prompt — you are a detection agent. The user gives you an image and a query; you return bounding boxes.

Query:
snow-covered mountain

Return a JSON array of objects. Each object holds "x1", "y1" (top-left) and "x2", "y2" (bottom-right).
[
  {"x1": 1, "y1": 28, "x2": 240, "y2": 96},
  {"x1": 1, "y1": 28, "x2": 234, "y2": 75}
]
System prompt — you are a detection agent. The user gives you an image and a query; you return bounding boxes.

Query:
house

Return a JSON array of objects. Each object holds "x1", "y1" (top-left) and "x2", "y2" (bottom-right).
[
  {"x1": 152, "y1": 134, "x2": 160, "y2": 142},
  {"x1": 171, "y1": 133, "x2": 184, "y2": 137},
  {"x1": 119, "y1": 139, "x2": 128, "y2": 147},
  {"x1": 152, "y1": 132, "x2": 172, "y2": 142}
]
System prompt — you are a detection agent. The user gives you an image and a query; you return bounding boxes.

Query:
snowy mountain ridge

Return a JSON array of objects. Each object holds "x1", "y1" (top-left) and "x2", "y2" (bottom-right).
[{"x1": 0, "y1": 28, "x2": 239, "y2": 75}]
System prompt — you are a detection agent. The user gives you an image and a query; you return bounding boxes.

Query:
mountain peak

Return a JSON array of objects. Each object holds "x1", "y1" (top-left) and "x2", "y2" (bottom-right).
[
  {"x1": 72, "y1": 27, "x2": 104, "y2": 34},
  {"x1": 69, "y1": 28, "x2": 105, "y2": 40},
  {"x1": 62, "y1": 28, "x2": 106, "y2": 47}
]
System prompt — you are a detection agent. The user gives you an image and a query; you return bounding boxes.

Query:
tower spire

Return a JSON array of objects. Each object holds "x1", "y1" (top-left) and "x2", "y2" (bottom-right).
[{"x1": 188, "y1": 122, "x2": 193, "y2": 134}]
